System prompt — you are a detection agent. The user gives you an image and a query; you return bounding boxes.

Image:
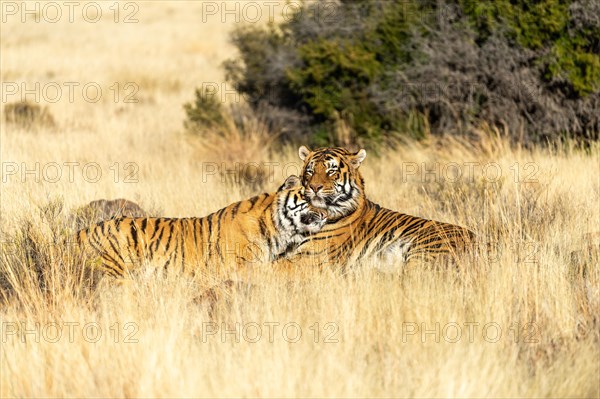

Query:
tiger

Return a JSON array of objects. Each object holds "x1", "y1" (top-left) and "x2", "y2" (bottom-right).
[
  {"x1": 284, "y1": 146, "x2": 476, "y2": 272},
  {"x1": 75, "y1": 175, "x2": 327, "y2": 279}
]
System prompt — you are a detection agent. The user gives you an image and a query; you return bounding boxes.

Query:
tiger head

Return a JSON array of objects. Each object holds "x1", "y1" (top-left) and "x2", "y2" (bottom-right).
[
  {"x1": 298, "y1": 146, "x2": 367, "y2": 220},
  {"x1": 276, "y1": 175, "x2": 328, "y2": 235}
]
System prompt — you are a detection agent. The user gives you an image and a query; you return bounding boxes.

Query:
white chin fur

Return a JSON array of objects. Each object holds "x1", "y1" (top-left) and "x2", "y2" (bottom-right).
[{"x1": 310, "y1": 197, "x2": 327, "y2": 208}]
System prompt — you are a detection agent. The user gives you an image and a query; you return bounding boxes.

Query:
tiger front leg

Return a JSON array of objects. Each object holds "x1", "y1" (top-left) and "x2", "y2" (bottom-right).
[{"x1": 371, "y1": 239, "x2": 412, "y2": 274}]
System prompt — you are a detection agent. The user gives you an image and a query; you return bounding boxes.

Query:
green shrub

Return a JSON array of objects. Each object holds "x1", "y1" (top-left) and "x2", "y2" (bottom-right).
[
  {"x1": 183, "y1": 88, "x2": 226, "y2": 133},
  {"x1": 461, "y1": 0, "x2": 600, "y2": 97},
  {"x1": 187, "y1": 0, "x2": 599, "y2": 146}
]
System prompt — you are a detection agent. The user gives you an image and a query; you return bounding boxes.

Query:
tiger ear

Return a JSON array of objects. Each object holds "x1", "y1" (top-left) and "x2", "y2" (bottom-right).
[
  {"x1": 299, "y1": 146, "x2": 312, "y2": 161},
  {"x1": 279, "y1": 175, "x2": 301, "y2": 191},
  {"x1": 349, "y1": 149, "x2": 367, "y2": 169}
]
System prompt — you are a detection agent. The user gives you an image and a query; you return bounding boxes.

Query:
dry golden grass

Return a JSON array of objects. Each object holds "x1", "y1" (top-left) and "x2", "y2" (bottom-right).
[{"x1": 1, "y1": 2, "x2": 599, "y2": 398}]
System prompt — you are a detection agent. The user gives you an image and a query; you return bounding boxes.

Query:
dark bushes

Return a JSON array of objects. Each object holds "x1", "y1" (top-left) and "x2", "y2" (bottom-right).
[
  {"x1": 186, "y1": 0, "x2": 599, "y2": 146},
  {"x1": 4, "y1": 101, "x2": 56, "y2": 130}
]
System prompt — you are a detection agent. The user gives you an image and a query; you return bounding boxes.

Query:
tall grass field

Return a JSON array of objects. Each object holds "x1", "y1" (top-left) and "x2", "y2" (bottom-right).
[{"x1": 1, "y1": 2, "x2": 598, "y2": 397}]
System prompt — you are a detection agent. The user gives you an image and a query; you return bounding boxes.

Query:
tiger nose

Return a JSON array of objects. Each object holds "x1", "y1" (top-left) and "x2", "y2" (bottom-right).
[{"x1": 310, "y1": 184, "x2": 323, "y2": 193}]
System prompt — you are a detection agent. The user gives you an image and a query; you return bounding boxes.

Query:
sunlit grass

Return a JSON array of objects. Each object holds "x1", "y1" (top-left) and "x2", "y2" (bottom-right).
[{"x1": 1, "y1": 2, "x2": 598, "y2": 398}]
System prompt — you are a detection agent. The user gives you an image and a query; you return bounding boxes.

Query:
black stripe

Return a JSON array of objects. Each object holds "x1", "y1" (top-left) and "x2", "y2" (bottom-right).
[
  {"x1": 212, "y1": 214, "x2": 221, "y2": 253},
  {"x1": 130, "y1": 221, "x2": 138, "y2": 247},
  {"x1": 148, "y1": 219, "x2": 163, "y2": 243},
  {"x1": 258, "y1": 216, "x2": 269, "y2": 241},
  {"x1": 88, "y1": 240, "x2": 124, "y2": 275},
  {"x1": 179, "y1": 225, "x2": 186, "y2": 271},
  {"x1": 103, "y1": 224, "x2": 126, "y2": 265},
  {"x1": 215, "y1": 209, "x2": 225, "y2": 239},
  {"x1": 308, "y1": 231, "x2": 347, "y2": 241},
  {"x1": 231, "y1": 202, "x2": 241, "y2": 218},
  {"x1": 206, "y1": 214, "x2": 213, "y2": 238},
  {"x1": 192, "y1": 218, "x2": 199, "y2": 248},
  {"x1": 247, "y1": 195, "x2": 260, "y2": 210},
  {"x1": 162, "y1": 220, "x2": 176, "y2": 254},
  {"x1": 152, "y1": 221, "x2": 169, "y2": 253}
]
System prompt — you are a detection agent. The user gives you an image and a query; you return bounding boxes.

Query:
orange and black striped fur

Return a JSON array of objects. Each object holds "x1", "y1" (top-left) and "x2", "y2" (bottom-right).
[
  {"x1": 288, "y1": 146, "x2": 476, "y2": 272},
  {"x1": 75, "y1": 176, "x2": 327, "y2": 278}
]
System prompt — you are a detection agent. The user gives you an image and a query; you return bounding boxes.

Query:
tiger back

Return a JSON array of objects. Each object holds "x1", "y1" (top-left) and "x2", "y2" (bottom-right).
[{"x1": 75, "y1": 175, "x2": 327, "y2": 279}]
